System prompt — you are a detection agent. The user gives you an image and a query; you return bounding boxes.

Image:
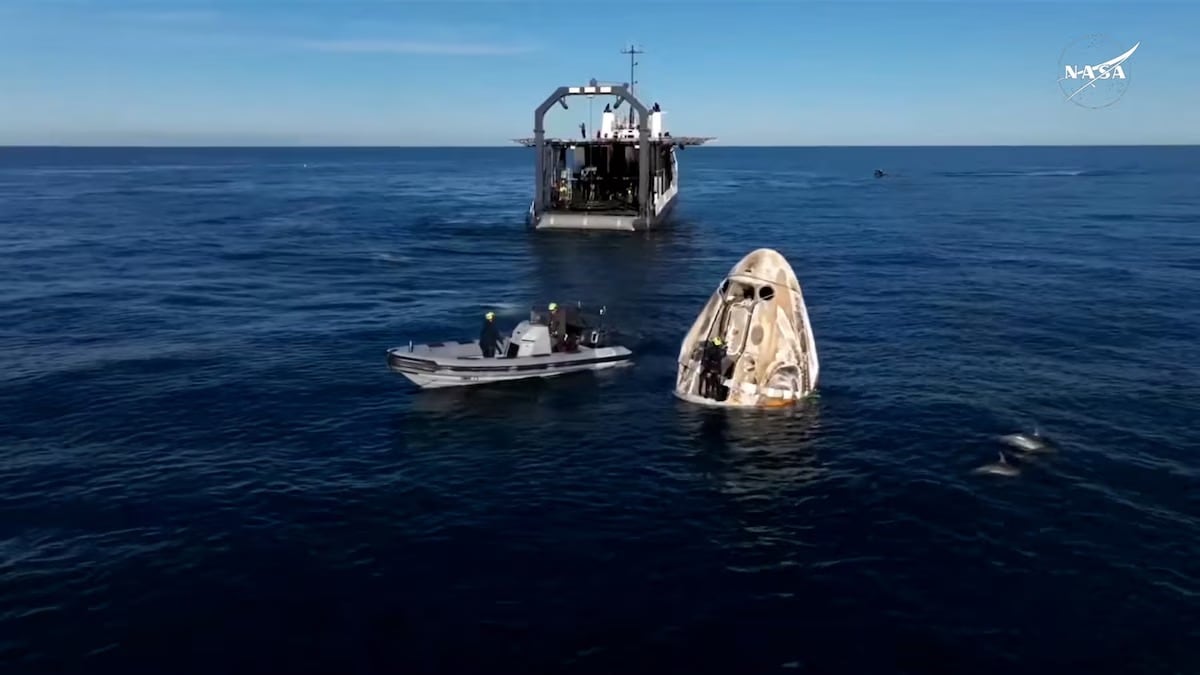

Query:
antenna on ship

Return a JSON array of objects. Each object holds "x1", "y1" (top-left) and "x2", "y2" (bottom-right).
[
  {"x1": 620, "y1": 43, "x2": 643, "y2": 127},
  {"x1": 588, "y1": 77, "x2": 597, "y2": 139}
]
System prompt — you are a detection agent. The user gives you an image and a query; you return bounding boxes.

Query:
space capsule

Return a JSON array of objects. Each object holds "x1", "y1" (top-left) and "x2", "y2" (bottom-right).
[{"x1": 675, "y1": 248, "x2": 819, "y2": 408}]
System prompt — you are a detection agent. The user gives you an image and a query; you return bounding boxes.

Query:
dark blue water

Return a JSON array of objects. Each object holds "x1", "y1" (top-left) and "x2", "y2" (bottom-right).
[{"x1": 1, "y1": 146, "x2": 1198, "y2": 674}]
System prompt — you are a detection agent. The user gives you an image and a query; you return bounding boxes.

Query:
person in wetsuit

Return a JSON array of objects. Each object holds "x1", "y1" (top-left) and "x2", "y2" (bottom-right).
[
  {"x1": 699, "y1": 336, "x2": 728, "y2": 399},
  {"x1": 479, "y1": 311, "x2": 502, "y2": 357}
]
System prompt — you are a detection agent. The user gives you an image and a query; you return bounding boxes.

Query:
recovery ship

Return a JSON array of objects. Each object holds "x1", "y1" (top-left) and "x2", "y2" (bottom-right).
[{"x1": 514, "y1": 47, "x2": 714, "y2": 232}]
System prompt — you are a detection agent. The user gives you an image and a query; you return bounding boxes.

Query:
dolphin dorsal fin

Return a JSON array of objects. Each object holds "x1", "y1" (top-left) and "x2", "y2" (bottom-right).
[{"x1": 998, "y1": 451, "x2": 1007, "y2": 464}]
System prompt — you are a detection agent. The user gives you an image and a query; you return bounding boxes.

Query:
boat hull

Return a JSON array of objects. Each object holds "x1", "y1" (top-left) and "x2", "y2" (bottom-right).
[
  {"x1": 528, "y1": 202, "x2": 677, "y2": 232},
  {"x1": 532, "y1": 210, "x2": 645, "y2": 231},
  {"x1": 387, "y1": 343, "x2": 633, "y2": 389}
]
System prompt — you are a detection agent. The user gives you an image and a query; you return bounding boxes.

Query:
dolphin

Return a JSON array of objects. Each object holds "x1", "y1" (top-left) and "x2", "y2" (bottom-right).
[
  {"x1": 998, "y1": 429, "x2": 1053, "y2": 454},
  {"x1": 972, "y1": 451, "x2": 1020, "y2": 477}
]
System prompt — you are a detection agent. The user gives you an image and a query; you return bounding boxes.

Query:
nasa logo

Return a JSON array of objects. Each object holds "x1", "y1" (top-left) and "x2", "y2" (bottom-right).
[{"x1": 1058, "y1": 34, "x2": 1140, "y2": 109}]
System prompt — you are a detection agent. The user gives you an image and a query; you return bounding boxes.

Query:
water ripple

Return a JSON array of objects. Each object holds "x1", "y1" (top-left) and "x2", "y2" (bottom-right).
[{"x1": 0, "y1": 146, "x2": 1198, "y2": 673}]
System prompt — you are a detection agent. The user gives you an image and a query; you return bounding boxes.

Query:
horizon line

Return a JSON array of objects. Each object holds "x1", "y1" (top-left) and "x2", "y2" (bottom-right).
[{"x1": 3, "y1": 143, "x2": 1199, "y2": 149}]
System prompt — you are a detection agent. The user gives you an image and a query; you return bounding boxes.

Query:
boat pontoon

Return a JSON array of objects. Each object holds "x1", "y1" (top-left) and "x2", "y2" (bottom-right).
[
  {"x1": 387, "y1": 304, "x2": 633, "y2": 389},
  {"x1": 514, "y1": 47, "x2": 714, "y2": 232}
]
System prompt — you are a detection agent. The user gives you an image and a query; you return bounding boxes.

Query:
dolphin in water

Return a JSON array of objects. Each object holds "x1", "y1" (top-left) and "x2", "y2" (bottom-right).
[
  {"x1": 972, "y1": 451, "x2": 1020, "y2": 477},
  {"x1": 999, "y1": 429, "x2": 1053, "y2": 454}
]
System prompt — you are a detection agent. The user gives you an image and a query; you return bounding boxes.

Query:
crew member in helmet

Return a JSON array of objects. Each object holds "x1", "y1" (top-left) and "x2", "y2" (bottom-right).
[
  {"x1": 479, "y1": 311, "x2": 502, "y2": 357},
  {"x1": 546, "y1": 302, "x2": 567, "y2": 351},
  {"x1": 700, "y1": 336, "x2": 728, "y2": 399}
]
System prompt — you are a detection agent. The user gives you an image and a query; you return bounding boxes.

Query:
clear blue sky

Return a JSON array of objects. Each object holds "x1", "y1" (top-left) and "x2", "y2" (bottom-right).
[{"x1": 1, "y1": 1, "x2": 1196, "y2": 145}]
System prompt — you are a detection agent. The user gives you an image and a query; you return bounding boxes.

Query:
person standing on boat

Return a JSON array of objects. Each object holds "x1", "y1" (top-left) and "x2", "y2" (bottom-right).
[
  {"x1": 479, "y1": 311, "x2": 502, "y2": 358},
  {"x1": 546, "y1": 302, "x2": 567, "y2": 351}
]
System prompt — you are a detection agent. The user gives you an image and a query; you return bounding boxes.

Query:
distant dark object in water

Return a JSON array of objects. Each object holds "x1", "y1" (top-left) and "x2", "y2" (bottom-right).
[{"x1": 874, "y1": 169, "x2": 887, "y2": 178}]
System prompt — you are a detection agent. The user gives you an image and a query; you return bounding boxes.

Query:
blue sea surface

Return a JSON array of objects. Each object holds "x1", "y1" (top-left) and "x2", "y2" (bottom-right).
[{"x1": 1, "y1": 145, "x2": 1198, "y2": 674}]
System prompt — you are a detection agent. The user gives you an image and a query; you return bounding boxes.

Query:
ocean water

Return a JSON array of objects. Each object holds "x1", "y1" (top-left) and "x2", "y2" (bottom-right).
[{"x1": 1, "y1": 145, "x2": 1198, "y2": 674}]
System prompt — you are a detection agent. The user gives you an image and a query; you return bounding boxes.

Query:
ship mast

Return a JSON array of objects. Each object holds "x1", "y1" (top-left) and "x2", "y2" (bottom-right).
[{"x1": 620, "y1": 43, "x2": 643, "y2": 127}]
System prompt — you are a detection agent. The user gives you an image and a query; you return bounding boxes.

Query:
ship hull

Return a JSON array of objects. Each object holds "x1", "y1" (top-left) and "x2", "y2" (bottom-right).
[{"x1": 528, "y1": 190, "x2": 678, "y2": 232}]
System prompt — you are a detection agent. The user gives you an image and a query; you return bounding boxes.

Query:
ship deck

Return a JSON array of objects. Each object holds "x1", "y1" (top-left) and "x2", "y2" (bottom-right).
[
  {"x1": 534, "y1": 211, "x2": 642, "y2": 231},
  {"x1": 553, "y1": 199, "x2": 636, "y2": 214},
  {"x1": 514, "y1": 136, "x2": 714, "y2": 147}
]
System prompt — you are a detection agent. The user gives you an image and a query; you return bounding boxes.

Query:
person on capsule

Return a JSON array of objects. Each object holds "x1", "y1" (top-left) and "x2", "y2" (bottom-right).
[
  {"x1": 479, "y1": 311, "x2": 502, "y2": 357},
  {"x1": 700, "y1": 336, "x2": 728, "y2": 399}
]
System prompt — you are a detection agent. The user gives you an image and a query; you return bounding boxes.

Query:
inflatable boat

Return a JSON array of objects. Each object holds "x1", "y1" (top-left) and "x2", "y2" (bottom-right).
[{"x1": 387, "y1": 305, "x2": 633, "y2": 389}]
